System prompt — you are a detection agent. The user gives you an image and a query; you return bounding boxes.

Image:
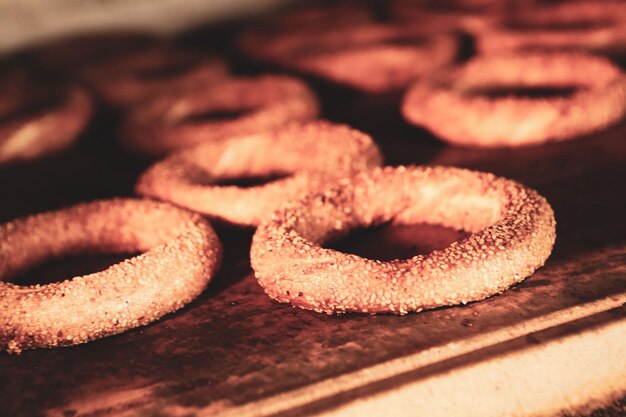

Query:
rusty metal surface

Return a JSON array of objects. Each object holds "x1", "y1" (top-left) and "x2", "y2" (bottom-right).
[{"x1": 1, "y1": 33, "x2": 626, "y2": 417}]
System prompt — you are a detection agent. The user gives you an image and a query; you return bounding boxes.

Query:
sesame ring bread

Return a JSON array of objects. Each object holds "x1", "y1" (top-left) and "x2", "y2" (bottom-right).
[
  {"x1": 388, "y1": 0, "x2": 504, "y2": 33},
  {"x1": 239, "y1": 23, "x2": 458, "y2": 93},
  {"x1": 251, "y1": 165, "x2": 556, "y2": 314},
  {"x1": 136, "y1": 121, "x2": 383, "y2": 226},
  {"x1": 120, "y1": 75, "x2": 320, "y2": 157},
  {"x1": 288, "y1": 30, "x2": 458, "y2": 93},
  {"x1": 476, "y1": 1, "x2": 626, "y2": 55},
  {"x1": 0, "y1": 84, "x2": 93, "y2": 164},
  {"x1": 80, "y1": 48, "x2": 228, "y2": 108},
  {"x1": 236, "y1": 2, "x2": 374, "y2": 65},
  {"x1": 0, "y1": 199, "x2": 222, "y2": 354},
  {"x1": 402, "y1": 52, "x2": 626, "y2": 147}
]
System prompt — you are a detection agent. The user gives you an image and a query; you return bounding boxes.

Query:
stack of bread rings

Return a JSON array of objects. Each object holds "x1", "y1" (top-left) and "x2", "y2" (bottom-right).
[{"x1": 12, "y1": 0, "x2": 626, "y2": 354}]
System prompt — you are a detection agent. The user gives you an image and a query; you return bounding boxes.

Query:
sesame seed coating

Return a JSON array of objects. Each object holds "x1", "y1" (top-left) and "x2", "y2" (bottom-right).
[
  {"x1": 402, "y1": 52, "x2": 626, "y2": 147},
  {"x1": 0, "y1": 85, "x2": 92, "y2": 164},
  {"x1": 251, "y1": 165, "x2": 556, "y2": 315},
  {"x1": 136, "y1": 121, "x2": 383, "y2": 226},
  {"x1": 120, "y1": 75, "x2": 320, "y2": 157},
  {"x1": 0, "y1": 199, "x2": 222, "y2": 354}
]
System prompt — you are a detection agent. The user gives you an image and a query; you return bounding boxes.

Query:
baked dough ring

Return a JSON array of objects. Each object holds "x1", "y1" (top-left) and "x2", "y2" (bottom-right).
[
  {"x1": 236, "y1": 2, "x2": 374, "y2": 65},
  {"x1": 240, "y1": 23, "x2": 458, "y2": 93},
  {"x1": 251, "y1": 165, "x2": 556, "y2": 314},
  {"x1": 81, "y1": 48, "x2": 228, "y2": 108},
  {"x1": 136, "y1": 121, "x2": 383, "y2": 226},
  {"x1": 0, "y1": 199, "x2": 222, "y2": 353},
  {"x1": 476, "y1": 1, "x2": 626, "y2": 55},
  {"x1": 0, "y1": 85, "x2": 92, "y2": 164},
  {"x1": 402, "y1": 52, "x2": 626, "y2": 147},
  {"x1": 389, "y1": 0, "x2": 503, "y2": 33},
  {"x1": 289, "y1": 30, "x2": 458, "y2": 93},
  {"x1": 120, "y1": 75, "x2": 319, "y2": 156}
]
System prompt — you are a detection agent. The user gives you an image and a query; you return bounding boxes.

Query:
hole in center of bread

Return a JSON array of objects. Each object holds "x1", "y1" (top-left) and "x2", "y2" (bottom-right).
[
  {"x1": 469, "y1": 85, "x2": 578, "y2": 99},
  {"x1": 13, "y1": 253, "x2": 140, "y2": 286},
  {"x1": 324, "y1": 223, "x2": 469, "y2": 261}
]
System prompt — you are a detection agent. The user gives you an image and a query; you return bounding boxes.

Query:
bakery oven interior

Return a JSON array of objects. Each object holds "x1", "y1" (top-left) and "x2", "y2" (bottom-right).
[{"x1": 1, "y1": 0, "x2": 625, "y2": 416}]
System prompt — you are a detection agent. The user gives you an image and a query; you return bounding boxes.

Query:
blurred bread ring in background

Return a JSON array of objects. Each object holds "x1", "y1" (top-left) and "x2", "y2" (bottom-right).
[
  {"x1": 476, "y1": 1, "x2": 626, "y2": 55},
  {"x1": 30, "y1": 32, "x2": 157, "y2": 74},
  {"x1": 236, "y1": 1, "x2": 375, "y2": 65},
  {"x1": 402, "y1": 52, "x2": 626, "y2": 147},
  {"x1": 120, "y1": 75, "x2": 320, "y2": 157},
  {"x1": 239, "y1": 23, "x2": 458, "y2": 93},
  {"x1": 388, "y1": 0, "x2": 505, "y2": 34},
  {"x1": 251, "y1": 165, "x2": 556, "y2": 314},
  {"x1": 80, "y1": 47, "x2": 228, "y2": 109},
  {"x1": 0, "y1": 199, "x2": 222, "y2": 354},
  {"x1": 0, "y1": 84, "x2": 92, "y2": 164},
  {"x1": 136, "y1": 121, "x2": 383, "y2": 226}
]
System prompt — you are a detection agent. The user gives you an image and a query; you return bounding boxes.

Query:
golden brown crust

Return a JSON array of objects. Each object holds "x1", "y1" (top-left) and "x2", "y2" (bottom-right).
[
  {"x1": 0, "y1": 85, "x2": 93, "y2": 164},
  {"x1": 0, "y1": 199, "x2": 222, "y2": 354},
  {"x1": 80, "y1": 48, "x2": 228, "y2": 108},
  {"x1": 136, "y1": 121, "x2": 383, "y2": 226},
  {"x1": 251, "y1": 165, "x2": 556, "y2": 314},
  {"x1": 402, "y1": 52, "x2": 626, "y2": 147},
  {"x1": 120, "y1": 75, "x2": 320, "y2": 156}
]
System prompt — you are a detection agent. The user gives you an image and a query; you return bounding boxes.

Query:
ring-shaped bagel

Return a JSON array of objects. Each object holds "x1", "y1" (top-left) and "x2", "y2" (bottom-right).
[
  {"x1": 289, "y1": 31, "x2": 458, "y2": 93},
  {"x1": 81, "y1": 48, "x2": 228, "y2": 108},
  {"x1": 476, "y1": 1, "x2": 626, "y2": 54},
  {"x1": 251, "y1": 165, "x2": 556, "y2": 314},
  {"x1": 402, "y1": 52, "x2": 626, "y2": 147},
  {"x1": 236, "y1": 2, "x2": 374, "y2": 64},
  {"x1": 0, "y1": 199, "x2": 222, "y2": 353},
  {"x1": 120, "y1": 75, "x2": 320, "y2": 156},
  {"x1": 0, "y1": 85, "x2": 93, "y2": 164},
  {"x1": 136, "y1": 121, "x2": 383, "y2": 226},
  {"x1": 240, "y1": 23, "x2": 458, "y2": 93},
  {"x1": 389, "y1": 0, "x2": 504, "y2": 33}
]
